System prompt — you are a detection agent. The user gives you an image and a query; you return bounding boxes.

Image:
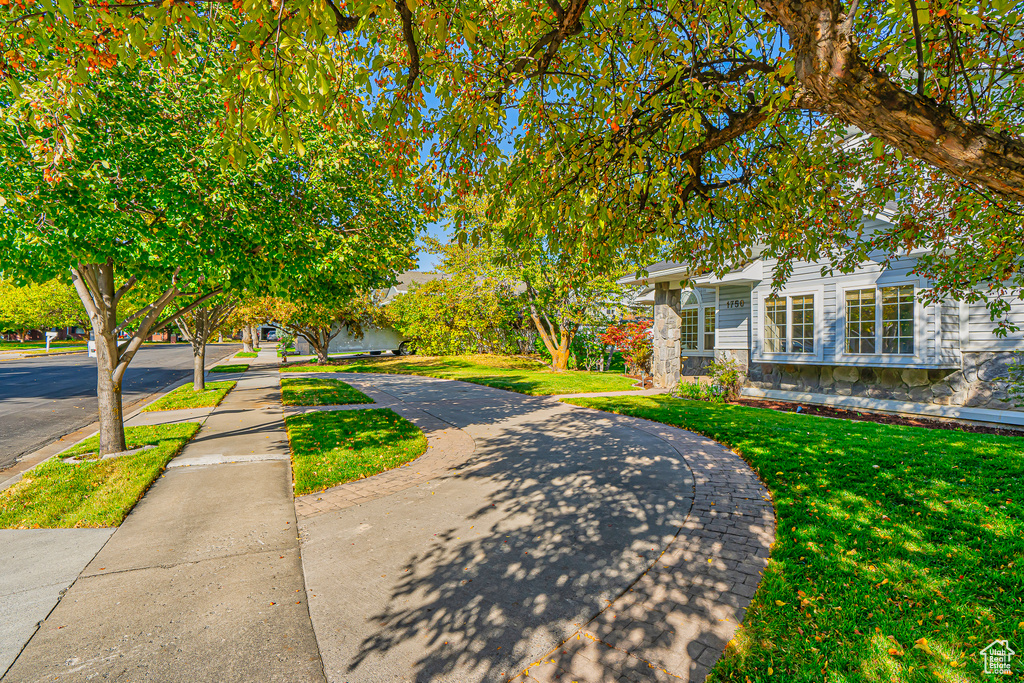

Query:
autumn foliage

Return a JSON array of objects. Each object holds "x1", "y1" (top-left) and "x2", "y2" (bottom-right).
[{"x1": 599, "y1": 320, "x2": 652, "y2": 378}]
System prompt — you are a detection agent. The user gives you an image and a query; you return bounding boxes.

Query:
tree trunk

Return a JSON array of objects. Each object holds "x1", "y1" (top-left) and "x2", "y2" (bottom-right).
[
  {"x1": 241, "y1": 326, "x2": 253, "y2": 353},
  {"x1": 95, "y1": 331, "x2": 128, "y2": 454},
  {"x1": 193, "y1": 341, "x2": 206, "y2": 392},
  {"x1": 251, "y1": 325, "x2": 261, "y2": 349},
  {"x1": 758, "y1": 0, "x2": 1024, "y2": 201},
  {"x1": 312, "y1": 334, "x2": 330, "y2": 364}
]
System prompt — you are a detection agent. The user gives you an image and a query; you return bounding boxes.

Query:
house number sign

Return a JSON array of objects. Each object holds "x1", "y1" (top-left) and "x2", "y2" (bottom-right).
[{"x1": 724, "y1": 299, "x2": 746, "y2": 309}]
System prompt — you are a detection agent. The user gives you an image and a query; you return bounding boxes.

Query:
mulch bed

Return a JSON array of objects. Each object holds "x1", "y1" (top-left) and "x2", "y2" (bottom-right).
[
  {"x1": 625, "y1": 374, "x2": 655, "y2": 389},
  {"x1": 733, "y1": 397, "x2": 1024, "y2": 437}
]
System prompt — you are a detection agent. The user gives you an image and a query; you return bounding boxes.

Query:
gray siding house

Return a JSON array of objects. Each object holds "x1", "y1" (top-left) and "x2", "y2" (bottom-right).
[{"x1": 629, "y1": 222, "x2": 1024, "y2": 427}]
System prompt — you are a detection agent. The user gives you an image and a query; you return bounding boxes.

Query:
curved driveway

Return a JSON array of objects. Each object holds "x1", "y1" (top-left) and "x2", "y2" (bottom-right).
[{"x1": 296, "y1": 374, "x2": 775, "y2": 683}]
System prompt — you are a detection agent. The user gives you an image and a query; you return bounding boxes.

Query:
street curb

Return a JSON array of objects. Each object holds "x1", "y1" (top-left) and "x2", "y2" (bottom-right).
[
  {"x1": 0, "y1": 349, "x2": 87, "y2": 362},
  {"x1": 0, "y1": 346, "x2": 244, "y2": 492}
]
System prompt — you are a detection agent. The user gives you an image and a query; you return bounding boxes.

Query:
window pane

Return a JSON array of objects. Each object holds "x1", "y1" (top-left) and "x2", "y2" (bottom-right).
[
  {"x1": 845, "y1": 289, "x2": 877, "y2": 354},
  {"x1": 703, "y1": 307, "x2": 716, "y2": 351},
  {"x1": 881, "y1": 285, "x2": 914, "y2": 354},
  {"x1": 765, "y1": 297, "x2": 787, "y2": 353},
  {"x1": 680, "y1": 308, "x2": 698, "y2": 351},
  {"x1": 791, "y1": 295, "x2": 814, "y2": 353}
]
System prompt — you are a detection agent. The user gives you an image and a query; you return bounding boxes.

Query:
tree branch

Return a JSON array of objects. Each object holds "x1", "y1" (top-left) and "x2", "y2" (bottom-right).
[{"x1": 760, "y1": 0, "x2": 1024, "y2": 201}]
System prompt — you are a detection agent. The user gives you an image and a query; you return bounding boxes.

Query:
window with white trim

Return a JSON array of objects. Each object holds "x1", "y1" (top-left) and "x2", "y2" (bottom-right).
[
  {"x1": 791, "y1": 295, "x2": 815, "y2": 353},
  {"x1": 763, "y1": 294, "x2": 814, "y2": 354},
  {"x1": 678, "y1": 290, "x2": 716, "y2": 355},
  {"x1": 703, "y1": 307, "x2": 716, "y2": 351},
  {"x1": 680, "y1": 308, "x2": 698, "y2": 351},
  {"x1": 844, "y1": 285, "x2": 915, "y2": 355},
  {"x1": 764, "y1": 297, "x2": 787, "y2": 352}
]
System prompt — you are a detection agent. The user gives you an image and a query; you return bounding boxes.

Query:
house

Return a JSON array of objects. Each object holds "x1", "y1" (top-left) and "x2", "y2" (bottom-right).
[
  {"x1": 623, "y1": 222, "x2": 1024, "y2": 428},
  {"x1": 293, "y1": 271, "x2": 440, "y2": 356}
]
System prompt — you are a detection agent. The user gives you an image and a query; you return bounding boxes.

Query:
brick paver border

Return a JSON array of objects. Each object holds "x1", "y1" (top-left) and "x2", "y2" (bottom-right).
[{"x1": 516, "y1": 406, "x2": 776, "y2": 682}]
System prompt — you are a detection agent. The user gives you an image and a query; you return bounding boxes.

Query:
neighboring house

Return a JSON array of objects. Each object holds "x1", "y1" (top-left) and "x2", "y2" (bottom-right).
[
  {"x1": 293, "y1": 271, "x2": 440, "y2": 356},
  {"x1": 624, "y1": 220, "x2": 1024, "y2": 427}
]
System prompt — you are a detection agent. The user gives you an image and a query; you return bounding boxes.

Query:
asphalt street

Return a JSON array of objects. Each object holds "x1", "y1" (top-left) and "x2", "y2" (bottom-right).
[{"x1": 0, "y1": 343, "x2": 239, "y2": 469}]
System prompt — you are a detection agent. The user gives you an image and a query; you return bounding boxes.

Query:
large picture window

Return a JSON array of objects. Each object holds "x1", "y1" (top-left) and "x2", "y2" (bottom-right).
[
  {"x1": 844, "y1": 284, "x2": 916, "y2": 355},
  {"x1": 763, "y1": 294, "x2": 815, "y2": 355}
]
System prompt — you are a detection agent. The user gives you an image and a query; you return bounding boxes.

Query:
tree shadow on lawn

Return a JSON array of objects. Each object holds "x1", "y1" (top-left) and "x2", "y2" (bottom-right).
[{"x1": 310, "y1": 392, "x2": 770, "y2": 682}]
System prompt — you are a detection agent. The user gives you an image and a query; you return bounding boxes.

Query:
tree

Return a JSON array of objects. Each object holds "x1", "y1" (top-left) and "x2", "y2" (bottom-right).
[
  {"x1": 10, "y1": 0, "x2": 1021, "y2": 321},
  {"x1": 513, "y1": 246, "x2": 623, "y2": 372},
  {"x1": 386, "y1": 239, "x2": 524, "y2": 356},
  {"x1": 175, "y1": 298, "x2": 237, "y2": 392},
  {"x1": 0, "y1": 58, "x2": 422, "y2": 454},
  {"x1": 278, "y1": 290, "x2": 381, "y2": 364},
  {"x1": 0, "y1": 278, "x2": 88, "y2": 339}
]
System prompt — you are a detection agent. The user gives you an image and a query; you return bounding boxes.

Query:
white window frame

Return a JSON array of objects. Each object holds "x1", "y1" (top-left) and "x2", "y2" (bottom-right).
[
  {"x1": 755, "y1": 285, "x2": 825, "y2": 363},
  {"x1": 836, "y1": 277, "x2": 926, "y2": 363},
  {"x1": 679, "y1": 289, "x2": 716, "y2": 357}
]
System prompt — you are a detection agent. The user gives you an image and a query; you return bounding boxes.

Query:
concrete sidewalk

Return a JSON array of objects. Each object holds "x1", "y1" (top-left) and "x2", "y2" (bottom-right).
[{"x1": 3, "y1": 350, "x2": 324, "y2": 683}]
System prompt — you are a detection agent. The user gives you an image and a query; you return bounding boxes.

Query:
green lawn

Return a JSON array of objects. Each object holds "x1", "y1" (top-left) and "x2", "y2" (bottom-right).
[
  {"x1": 235, "y1": 351, "x2": 259, "y2": 358},
  {"x1": 280, "y1": 377, "x2": 373, "y2": 406},
  {"x1": 142, "y1": 381, "x2": 236, "y2": 412},
  {"x1": 285, "y1": 409, "x2": 427, "y2": 495},
  {"x1": 0, "y1": 423, "x2": 200, "y2": 528},
  {"x1": 0, "y1": 340, "x2": 85, "y2": 350},
  {"x1": 210, "y1": 363, "x2": 249, "y2": 373},
  {"x1": 563, "y1": 395, "x2": 1023, "y2": 682},
  {"x1": 280, "y1": 354, "x2": 638, "y2": 396}
]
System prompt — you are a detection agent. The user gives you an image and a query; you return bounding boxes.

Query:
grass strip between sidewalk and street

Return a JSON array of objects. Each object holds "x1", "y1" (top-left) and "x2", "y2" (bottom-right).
[
  {"x1": 0, "y1": 340, "x2": 85, "y2": 350},
  {"x1": 0, "y1": 423, "x2": 201, "y2": 529},
  {"x1": 280, "y1": 353, "x2": 637, "y2": 396},
  {"x1": 280, "y1": 377, "x2": 373, "y2": 406},
  {"x1": 142, "y1": 381, "x2": 236, "y2": 412},
  {"x1": 562, "y1": 394, "x2": 1023, "y2": 682},
  {"x1": 235, "y1": 351, "x2": 259, "y2": 358},
  {"x1": 285, "y1": 409, "x2": 427, "y2": 495},
  {"x1": 210, "y1": 363, "x2": 249, "y2": 373}
]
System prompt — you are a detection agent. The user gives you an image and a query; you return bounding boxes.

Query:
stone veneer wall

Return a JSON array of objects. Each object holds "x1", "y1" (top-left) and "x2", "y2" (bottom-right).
[
  {"x1": 653, "y1": 283, "x2": 682, "y2": 389},
  {"x1": 745, "y1": 351, "x2": 1021, "y2": 412},
  {"x1": 682, "y1": 350, "x2": 750, "y2": 377}
]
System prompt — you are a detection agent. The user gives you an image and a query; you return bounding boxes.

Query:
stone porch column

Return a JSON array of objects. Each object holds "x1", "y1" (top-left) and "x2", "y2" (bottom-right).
[{"x1": 653, "y1": 282, "x2": 681, "y2": 389}]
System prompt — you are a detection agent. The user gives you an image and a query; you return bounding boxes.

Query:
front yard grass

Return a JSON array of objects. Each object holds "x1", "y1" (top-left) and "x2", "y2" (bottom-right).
[
  {"x1": 562, "y1": 395, "x2": 1022, "y2": 682},
  {"x1": 280, "y1": 377, "x2": 373, "y2": 406},
  {"x1": 280, "y1": 354, "x2": 638, "y2": 396},
  {"x1": 142, "y1": 381, "x2": 236, "y2": 412},
  {"x1": 285, "y1": 409, "x2": 427, "y2": 495},
  {"x1": 0, "y1": 423, "x2": 200, "y2": 528},
  {"x1": 210, "y1": 363, "x2": 249, "y2": 373}
]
